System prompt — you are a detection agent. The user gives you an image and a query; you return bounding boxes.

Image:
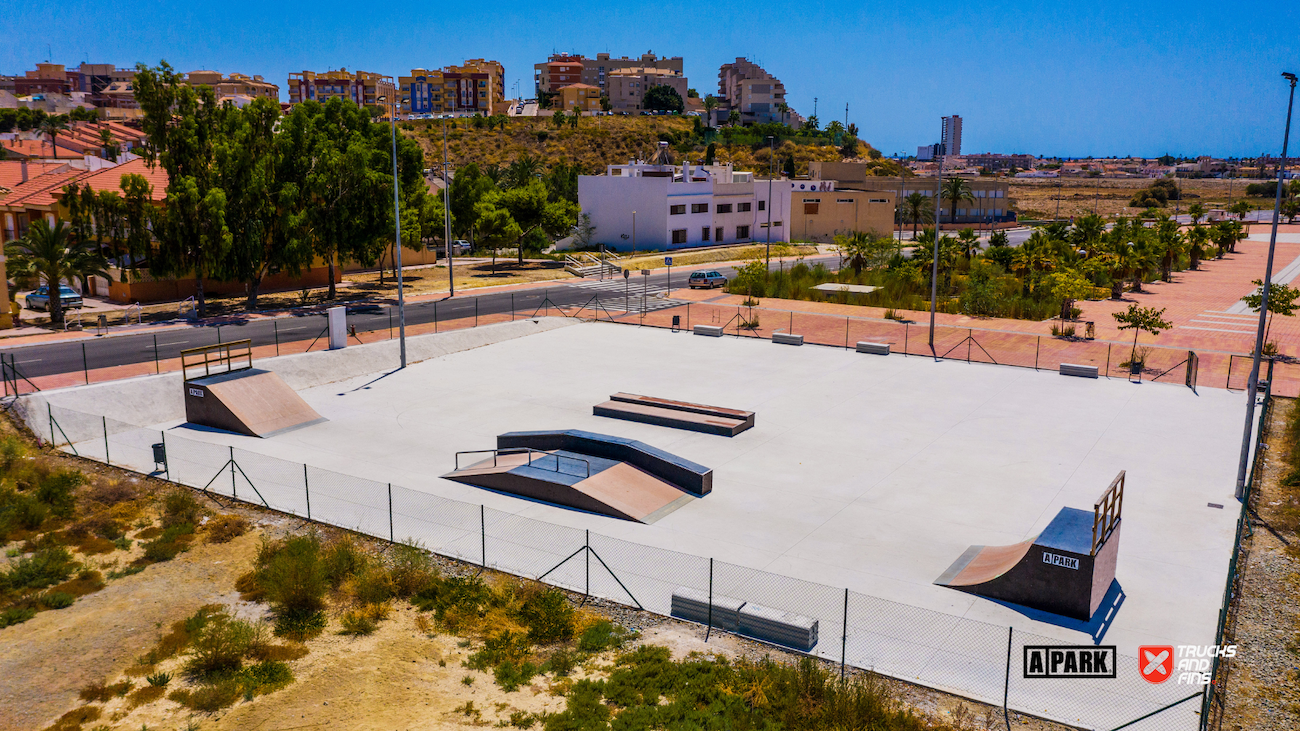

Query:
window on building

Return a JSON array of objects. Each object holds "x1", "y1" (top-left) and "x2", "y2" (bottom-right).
[
  {"x1": 804, "y1": 202, "x2": 819, "y2": 214},
  {"x1": 758, "y1": 200, "x2": 765, "y2": 211},
  {"x1": 691, "y1": 203, "x2": 708, "y2": 213},
  {"x1": 672, "y1": 229, "x2": 688, "y2": 244},
  {"x1": 737, "y1": 225, "x2": 750, "y2": 239},
  {"x1": 716, "y1": 227, "x2": 724, "y2": 241},
  {"x1": 773, "y1": 221, "x2": 783, "y2": 227},
  {"x1": 869, "y1": 199, "x2": 888, "y2": 204},
  {"x1": 737, "y1": 202, "x2": 751, "y2": 212},
  {"x1": 702, "y1": 227, "x2": 710, "y2": 241},
  {"x1": 716, "y1": 203, "x2": 733, "y2": 213},
  {"x1": 670, "y1": 204, "x2": 686, "y2": 215},
  {"x1": 837, "y1": 198, "x2": 854, "y2": 204}
]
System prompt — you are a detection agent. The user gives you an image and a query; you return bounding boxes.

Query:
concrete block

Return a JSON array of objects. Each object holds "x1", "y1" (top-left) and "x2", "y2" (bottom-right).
[
  {"x1": 773, "y1": 332, "x2": 804, "y2": 346},
  {"x1": 1060, "y1": 363, "x2": 1099, "y2": 379},
  {"x1": 694, "y1": 324, "x2": 725, "y2": 337},
  {"x1": 738, "y1": 602, "x2": 819, "y2": 650},
  {"x1": 670, "y1": 587, "x2": 745, "y2": 631},
  {"x1": 856, "y1": 341, "x2": 890, "y2": 355}
]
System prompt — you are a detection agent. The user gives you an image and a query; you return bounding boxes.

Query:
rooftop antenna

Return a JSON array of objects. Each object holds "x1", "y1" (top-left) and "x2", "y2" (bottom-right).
[{"x1": 47, "y1": 44, "x2": 52, "y2": 62}]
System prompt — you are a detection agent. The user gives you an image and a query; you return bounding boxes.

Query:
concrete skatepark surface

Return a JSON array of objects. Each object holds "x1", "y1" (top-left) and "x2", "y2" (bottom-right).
[{"x1": 115, "y1": 319, "x2": 1245, "y2": 660}]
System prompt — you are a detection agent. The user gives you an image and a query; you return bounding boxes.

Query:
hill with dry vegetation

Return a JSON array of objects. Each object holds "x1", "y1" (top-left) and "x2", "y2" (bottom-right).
[{"x1": 401, "y1": 115, "x2": 907, "y2": 178}]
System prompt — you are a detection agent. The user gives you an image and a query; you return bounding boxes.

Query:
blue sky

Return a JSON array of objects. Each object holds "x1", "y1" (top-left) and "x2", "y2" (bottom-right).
[{"x1": 5, "y1": 0, "x2": 1297, "y2": 158}]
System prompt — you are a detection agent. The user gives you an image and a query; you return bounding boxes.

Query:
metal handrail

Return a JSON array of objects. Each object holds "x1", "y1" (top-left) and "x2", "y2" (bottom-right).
[
  {"x1": 453, "y1": 447, "x2": 590, "y2": 478},
  {"x1": 179, "y1": 296, "x2": 196, "y2": 318},
  {"x1": 124, "y1": 302, "x2": 142, "y2": 324},
  {"x1": 180, "y1": 339, "x2": 253, "y2": 381}
]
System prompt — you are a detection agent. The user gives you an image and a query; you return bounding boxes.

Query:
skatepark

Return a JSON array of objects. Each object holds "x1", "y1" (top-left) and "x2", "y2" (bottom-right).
[{"x1": 18, "y1": 316, "x2": 1250, "y2": 730}]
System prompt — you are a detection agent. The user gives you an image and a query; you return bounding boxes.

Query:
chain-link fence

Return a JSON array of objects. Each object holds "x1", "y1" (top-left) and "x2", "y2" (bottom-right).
[{"x1": 27, "y1": 398, "x2": 1223, "y2": 731}]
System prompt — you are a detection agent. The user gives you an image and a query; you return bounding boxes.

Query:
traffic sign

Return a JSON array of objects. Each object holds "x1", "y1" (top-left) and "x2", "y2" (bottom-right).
[{"x1": 665, "y1": 256, "x2": 673, "y2": 266}]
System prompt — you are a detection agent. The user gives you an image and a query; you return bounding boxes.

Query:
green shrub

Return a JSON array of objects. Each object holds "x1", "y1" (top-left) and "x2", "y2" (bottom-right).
[
  {"x1": 518, "y1": 588, "x2": 574, "y2": 644},
  {"x1": 385, "y1": 543, "x2": 439, "y2": 598},
  {"x1": 322, "y1": 535, "x2": 367, "y2": 587},
  {"x1": 1, "y1": 545, "x2": 76, "y2": 591},
  {"x1": 162, "y1": 489, "x2": 203, "y2": 528},
  {"x1": 257, "y1": 535, "x2": 328, "y2": 618},
  {"x1": 339, "y1": 610, "x2": 378, "y2": 636},
  {"x1": 40, "y1": 591, "x2": 75, "y2": 609},
  {"x1": 544, "y1": 679, "x2": 609, "y2": 731},
  {"x1": 185, "y1": 614, "x2": 262, "y2": 678},
  {"x1": 412, "y1": 574, "x2": 489, "y2": 620},
  {"x1": 239, "y1": 659, "x2": 293, "y2": 693},
  {"x1": 545, "y1": 649, "x2": 576, "y2": 677},
  {"x1": 0, "y1": 434, "x2": 25, "y2": 472},
  {"x1": 146, "y1": 671, "x2": 172, "y2": 687},
  {"x1": 467, "y1": 631, "x2": 530, "y2": 671},
  {"x1": 35, "y1": 468, "x2": 83, "y2": 517},
  {"x1": 509, "y1": 711, "x2": 538, "y2": 728},
  {"x1": 273, "y1": 609, "x2": 327, "y2": 641},
  {"x1": 79, "y1": 680, "x2": 133, "y2": 702},
  {"x1": 494, "y1": 660, "x2": 540, "y2": 692},
  {"x1": 577, "y1": 621, "x2": 634, "y2": 653},
  {"x1": 173, "y1": 678, "x2": 241, "y2": 712},
  {"x1": 0, "y1": 605, "x2": 37, "y2": 627}
]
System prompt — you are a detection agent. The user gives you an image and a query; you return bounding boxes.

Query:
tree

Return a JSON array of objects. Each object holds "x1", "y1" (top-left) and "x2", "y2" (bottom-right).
[
  {"x1": 727, "y1": 110, "x2": 741, "y2": 127},
  {"x1": 571, "y1": 213, "x2": 596, "y2": 249},
  {"x1": 599, "y1": 96, "x2": 611, "y2": 113},
  {"x1": 472, "y1": 201, "x2": 523, "y2": 274},
  {"x1": 1112, "y1": 304, "x2": 1171, "y2": 368},
  {"x1": 901, "y1": 192, "x2": 933, "y2": 237},
  {"x1": 1283, "y1": 199, "x2": 1300, "y2": 224},
  {"x1": 776, "y1": 102, "x2": 789, "y2": 126},
  {"x1": 1044, "y1": 269, "x2": 1094, "y2": 320},
  {"x1": 5, "y1": 221, "x2": 108, "y2": 324},
  {"x1": 97, "y1": 127, "x2": 119, "y2": 162},
  {"x1": 643, "y1": 85, "x2": 684, "y2": 113},
  {"x1": 1152, "y1": 215, "x2": 1185, "y2": 282},
  {"x1": 988, "y1": 230, "x2": 1009, "y2": 248},
  {"x1": 1242, "y1": 279, "x2": 1300, "y2": 350},
  {"x1": 1229, "y1": 200, "x2": 1251, "y2": 225},
  {"x1": 834, "y1": 232, "x2": 891, "y2": 275},
  {"x1": 1187, "y1": 202, "x2": 1206, "y2": 227},
  {"x1": 1187, "y1": 224, "x2": 1209, "y2": 270},
  {"x1": 956, "y1": 228, "x2": 979, "y2": 260},
  {"x1": 702, "y1": 96, "x2": 718, "y2": 126},
  {"x1": 552, "y1": 110, "x2": 566, "y2": 128},
  {"x1": 940, "y1": 177, "x2": 976, "y2": 226},
  {"x1": 487, "y1": 179, "x2": 579, "y2": 263},
  {"x1": 703, "y1": 143, "x2": 716, "y2": 166},
  {"x1": 38, "y1": 114, "x2": 68, "y2": 160}
]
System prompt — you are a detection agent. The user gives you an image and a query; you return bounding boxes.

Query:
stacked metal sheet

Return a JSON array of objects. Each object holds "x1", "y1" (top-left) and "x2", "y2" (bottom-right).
[
  {"x1": 739, "y1": 602, "x2": 820, "y2": 651},
  {"x1": 669, "y1": 587, "x2": 744, "y2": 631}
]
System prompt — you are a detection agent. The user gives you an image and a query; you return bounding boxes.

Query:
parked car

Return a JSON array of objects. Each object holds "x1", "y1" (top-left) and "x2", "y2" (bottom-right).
[
  {"x1": 688, "y1": 271, "x2": 728, "y2": 289},
  {"x1": 451, "y1": 240, "x2": 471, "y2": 255},
  {"x1": 24, "y1": 285, "x2": 83, "y2": 311}
]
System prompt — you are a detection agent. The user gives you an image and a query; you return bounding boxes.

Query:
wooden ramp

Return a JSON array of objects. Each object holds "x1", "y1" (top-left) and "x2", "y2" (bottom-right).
[
  {"x1": 184, "y1": 368, "x2": 326, "y2": 438},
  {"x1": 594, "y1": 393, "x2": 755, "y2": 436}
]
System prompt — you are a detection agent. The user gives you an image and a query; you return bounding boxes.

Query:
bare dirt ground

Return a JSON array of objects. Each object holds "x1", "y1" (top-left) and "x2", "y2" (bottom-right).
[
  {"x1": 1220, "y1": 398, "x2": 1300, "y2": 731},
  {"x1": 1010, "y1": 178, "x2": 1273, "y2": 221}
]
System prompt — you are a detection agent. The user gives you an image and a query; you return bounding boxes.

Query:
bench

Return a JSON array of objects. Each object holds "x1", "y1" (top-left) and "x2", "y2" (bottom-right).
[
  {"x1": 856, "y1": 341, "x2": 890, "y2": 355},
  {"x1": 772, "y1": 332, "x2": 804, "y2": 346},
  {"x1": 1060, "y1": 363, "x2": 1099, "y2": 379},
  {"x1": 693, "y1": 324, "x2": 725, "y2": 337},
  {"x1": 669, "y1": 589, "x2": 820, "y2": 650}
]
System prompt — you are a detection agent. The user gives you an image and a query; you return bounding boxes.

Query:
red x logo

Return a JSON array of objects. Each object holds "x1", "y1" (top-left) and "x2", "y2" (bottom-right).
[{"x1": 1139, "y1": 646, "x2": 1174, "y2": 683}]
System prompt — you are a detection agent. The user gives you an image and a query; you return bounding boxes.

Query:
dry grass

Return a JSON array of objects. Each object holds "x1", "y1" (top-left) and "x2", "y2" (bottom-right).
[
  {"x1": 617, "y1": 243, "x2": 818, "y2": 271},
  {"x1": 1010, "y1": 177, "x2": 1275, "y2": 220}
]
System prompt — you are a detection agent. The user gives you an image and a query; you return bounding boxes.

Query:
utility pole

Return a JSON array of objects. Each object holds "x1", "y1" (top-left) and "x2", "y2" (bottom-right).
[
  {"x1": 929, "y1": 155, "x2": 943, "y2": 350},
  {"x1": 380, "y1": 95, "x2": 407, "y2": 368},
  {"x1": 443, "y1": 116, "x2": 454, "y2": 296},
  {"x1": 766, "y1": 136, "x2": 775, "y2": 269},
  {"x1": 1236, "y1": 71, "x2": 1297, "y2": 500}
]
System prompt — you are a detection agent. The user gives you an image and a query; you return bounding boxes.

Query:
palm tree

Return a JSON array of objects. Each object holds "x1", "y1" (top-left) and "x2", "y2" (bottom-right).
[
  {"x1": 901, "y1": 192, "x2": 933, "y2": 238},
  {"x1": 97, "y1": 127, "x2": 119, "y2": 161},
  {"x1": 1187, "y1": 202, "x2": 1206, "y2": 228},
  {"x1": 1153, "y1": 216, "x2": 1184, "y2": 282},
  {"x1": 957, "y1": 228, "x2": 979, "y2": 260},
  {"x1": 776, "y1": 102, "x2": 789, "y2": 127},
  {"x1": 5, "y1": 220, "x2": 108, "y2": 325},
  {"x1": 727, "y1": 110, "x2": 741, "y2": 127},
  {"x1": 703, "y1": 96, "x2": 718, "y2": 127},
  {"x1": 988, "y1": 230, "x2": 1009, "y2": 248},
  {"x1": 38, "y1": 115, "x2": 69, "y2": 160},
  {"x1": 1187, "y1": 225, "x2": 1209, "y2": 270},
  {"x1": 940, "y1": 177, "x2": 976, "y2": 227}
]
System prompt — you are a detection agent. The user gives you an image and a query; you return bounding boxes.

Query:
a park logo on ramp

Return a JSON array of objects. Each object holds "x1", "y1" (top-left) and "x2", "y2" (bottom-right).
[
  {"x1": 1139, "y1": 646, "x2": 1175, "y2": 684},
  {"x1": 1023, "y1": 646, "x2": 1117, "y2": 679}
]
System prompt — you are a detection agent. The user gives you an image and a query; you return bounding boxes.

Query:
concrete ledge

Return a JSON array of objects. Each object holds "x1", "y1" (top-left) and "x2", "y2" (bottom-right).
[
  {"x1": 1060, "y1": 363, "x2": 1099, "y2": 379},
  {"x1": 773, "y1": 332, "x2": 804, "y2": 346},
  {"x1": 739, "y1": 602, "x2": 820, "y2": 651},
  {"x1": 856, "y1": 341, "x2": 890, "y2": 356},
  {"x1": 670, "y1": 587, "x2": 744, "y2": 631},
  {"x1": 497, "y1": 429, "x2": 713, "y2": 496},
  {"x1": 693, "y1": 324, "x2": 724, "y2": 337}
]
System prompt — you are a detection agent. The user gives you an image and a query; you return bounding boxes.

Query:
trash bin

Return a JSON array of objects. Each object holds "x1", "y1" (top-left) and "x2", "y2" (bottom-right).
[
  {"x1": 672, "y1": 315, "x2": 681, "y2": 332},
  {"x1": 152, "y1": 442, "x2": 167, "y2": 470}
]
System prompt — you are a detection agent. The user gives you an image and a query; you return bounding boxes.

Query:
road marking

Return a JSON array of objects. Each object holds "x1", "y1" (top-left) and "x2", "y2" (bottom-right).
[
  {"x1": 156, "y1": 340, "x2": 190, "y2": 346},
  {"x1": 16, "y1": 358, "x2": 41, "y2": 364},
  {"x1": 1177, "y1": 326, "x2": 1256, "y2": 334}
]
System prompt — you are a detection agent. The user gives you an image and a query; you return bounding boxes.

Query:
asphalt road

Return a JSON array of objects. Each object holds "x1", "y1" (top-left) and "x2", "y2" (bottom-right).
[{"x1": 1, "y1": 255, "x2": 842, "y2": 382}]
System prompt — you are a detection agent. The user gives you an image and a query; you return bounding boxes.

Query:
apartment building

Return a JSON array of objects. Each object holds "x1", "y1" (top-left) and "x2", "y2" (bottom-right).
[
  {"x1": 786, "y1": 182, "x2": 896, "y2": 243},
  {"x1": 557, "y1": 83, "x2": 602, "y2": 113},
  {"x1": 962, "y1": 153, "x2": 1035, "y2": 171},
  {"x1": 186, "y1": 70, "x2": 279, "y2": 104},
  {"x1": 578, "y1": 157, "x2": 792, "y2": 251},
  {"x1": 714, "y1": 58, "x2": 797, "y2": 126},
  {"x1": 288, "y1": 69, "x2": 396, "y2": 117},
  {"x1": 399, "y1": 59, "x2": 506, "y2": 116},
  {"x1": 941, "y1": 115, "x2": 963, "y2": 157},
  {"x1": 534, "y1": 51, "x2": 684, "y2": 97},
  {"x1": 810, "y1": 162, "x2": 1012, "y2": 224},
  {"x1": 605, "y1": 67, "x2": 688, "y2": 113}
]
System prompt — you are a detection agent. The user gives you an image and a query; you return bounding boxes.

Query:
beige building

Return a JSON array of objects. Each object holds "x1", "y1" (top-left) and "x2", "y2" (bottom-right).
[
  {"x1": 810, "y1": 162, "x2": 1013, "y2": 224},
  {"x1": 288, "y1": 69, "x2": 396, "y2": 118},
  {"x1": 534, "y1": 51, "x2": 684, "y2": 97},
  {"x1": 715, "y1": 58, "x2": 797, "y2": 126},
  {"x1": 186, "y1": 70, "x2": 279, "y2": 103},
  {"x1": 606, "y1": 67, "x2": 688, "y2": 113},
  {"x1": 557, "y1": 83, "x2": 601, "y2": 113},
  {"x1": 788, "y1": 186, "x2": 896, "y2": 243},
  {"x1": 399, "y1": 59, "x2": 506, "y2": 116}
]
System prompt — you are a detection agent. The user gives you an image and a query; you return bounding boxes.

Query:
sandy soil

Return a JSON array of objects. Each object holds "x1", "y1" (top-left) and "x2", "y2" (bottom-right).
[{"x1": 1009, "y1": 178, "x2": 1272, "y2": 221}]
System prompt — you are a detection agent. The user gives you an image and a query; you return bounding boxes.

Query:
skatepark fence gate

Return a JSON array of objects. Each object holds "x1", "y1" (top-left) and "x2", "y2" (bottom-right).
[{"x1": 28, "y1": 399, "x2": 1230, "y2": 731}]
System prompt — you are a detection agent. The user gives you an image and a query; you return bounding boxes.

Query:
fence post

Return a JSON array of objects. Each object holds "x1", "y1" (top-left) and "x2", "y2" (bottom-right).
[
  {"x1": 1003, "y1": 626, "x2": 1013, "y2": 731},
  {"x1": 217, "y1": 325, "x2": 222, "y2": 344},
  {"x1": 229, "y1": 446, "x2": 236, "y2": 499},
  {"x1": 511, "y1": 293, "x2": 515, "y2": 320},
  {"x1": 845, "y1": 317, "x2": 849, "y2": 349},
  {"x1": 303, "y1": 464, "x2": 311, "y2": 521},
  {"x1": 388, "y1": 483, "x2": 394, "y2": 543},
  {"x1": 153, "y1": 333, "x2": 160, "y2": 373},
  {"x1": 160, "y1": 431, "x2": 170, "y2": 481},
  {"x1": 687, "y1": 303, "x2": 690, "y2": 330},
  {"x1": 904, "y1": 323, "x2": 909, "y2": 356},
  {"x1": 102, "y1": 416, "x2": 110, "y2": 465},
  {"x1": 82, "y1": 342, "x2": 89, "y2": 384},
  {"x1": 841, "y1": 587, "x2": 849, "y2": 680},
  {"x1": 48, "y1": 403, "x2": 54, "y2": 446},
  {"x1": 480, "y1": 504, "x2": 486, "y2": 568},
  {"x1": 705, "y1": 557, "x2": 714, "y2": 642},
  {"x1": 434, "y1": 300, "x2": 439, "y2": 333},
  {"x1": 585, "y1": 529, "x2": 590, "y2": 598},
  {"x1": 388, "y1": 309, "x2": 393, "y2": 340},
  {"x1": 274, "y1": 321, "x2": 281, "y2": 356},
  {"x1": 1034, "y1": 336, "x2": 1040, "y2": 370},
  {"x1": 1227, "y1": 355, "x2": 1234, "y2": 389},
  {"x1": 1106, "y1": 343, "x2": 1112, "y2": 378},
  {"x1": 475, "y1": 297, "x2": 479, "y2": 327}
]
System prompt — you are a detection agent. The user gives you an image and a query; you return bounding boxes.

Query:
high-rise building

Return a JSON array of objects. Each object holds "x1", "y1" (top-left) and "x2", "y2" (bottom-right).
[
  {"x1": 288, "y1": 69, "x2": 397, "y2": 118},
  {"x1": 714, "y1": 58, "x2": 797, "y2": 126},
  {"x1": 534, "y1": 51, "x2": 684, "y2": 98},
  {"x1": 941, "y1": 115, "x2": 963, "y2": 157},
  {"x1": 399, "y1": 59, "x2": 506, "y2": 116}
]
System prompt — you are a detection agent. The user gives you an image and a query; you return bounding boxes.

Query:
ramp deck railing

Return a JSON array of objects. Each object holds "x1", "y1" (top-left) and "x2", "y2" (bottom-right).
[
  {"x1": 453, "y1": 447, "x2": 591, "y2": 478},
  {"x1": 180, "y1": 339, "x2": 253, "y2": 381}
]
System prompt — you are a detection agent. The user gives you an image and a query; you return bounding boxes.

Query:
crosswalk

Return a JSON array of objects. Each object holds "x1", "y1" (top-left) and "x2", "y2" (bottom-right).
[
  {"x1": 1178, "y1": 310, "x2": 1259, "y2": 334},
  {"x1": 564, "y1": 278, "x2": 684, "y2": 313}
]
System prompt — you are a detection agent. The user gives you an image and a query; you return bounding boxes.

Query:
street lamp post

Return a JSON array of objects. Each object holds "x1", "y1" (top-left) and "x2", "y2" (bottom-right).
[
  {"x1": 929, "y1": 154, "x2": 943, "y2": 349},
  {"x1": 379, "y1": 96, "x2": 407, "y2": 368},
  {"x1": 1235, "y1": 71, "x2": 1297, "y2": 500},
  {"x1": 442, "y1": 115, "x2": 454, "y2": 296},
  {"x1": 766, "y1": 135, "x2": 774, "y2": 270}
]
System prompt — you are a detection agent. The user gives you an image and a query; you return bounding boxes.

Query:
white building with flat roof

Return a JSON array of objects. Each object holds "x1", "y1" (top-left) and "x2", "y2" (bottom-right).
[{"x1": 578, "y1": 159, "x2": 793, "y2": 251}]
